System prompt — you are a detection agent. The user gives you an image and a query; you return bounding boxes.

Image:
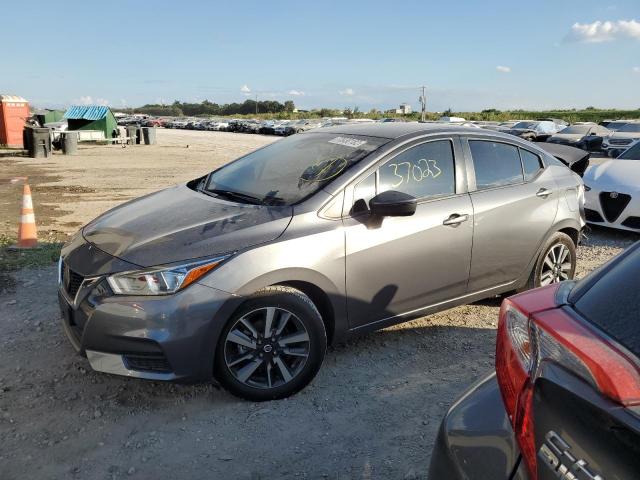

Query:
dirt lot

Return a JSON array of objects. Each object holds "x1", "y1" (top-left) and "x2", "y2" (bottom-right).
[
  {"x1": 0, "y1": 130, "x2": 278, "y2": 240},
  {"x1": 0, "y1": 130, "x2": 637, "y2": 479}
]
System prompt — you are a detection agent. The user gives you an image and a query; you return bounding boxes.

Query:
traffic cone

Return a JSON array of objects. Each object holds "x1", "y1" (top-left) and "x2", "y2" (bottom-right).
[{"x1": 11, "y1": 183, "x2": 39, "y2": 249}]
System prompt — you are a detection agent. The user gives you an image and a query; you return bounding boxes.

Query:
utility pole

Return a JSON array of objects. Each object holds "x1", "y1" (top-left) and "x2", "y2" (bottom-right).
[
  {"x1": 419, "y1": 86, "x2": 427, "y2": 122},
  {"x1": 255, "y1": 94, "x2": 258, "y2": 115}
]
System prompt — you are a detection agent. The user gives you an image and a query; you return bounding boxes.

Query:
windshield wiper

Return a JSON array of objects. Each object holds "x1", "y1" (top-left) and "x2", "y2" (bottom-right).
[{"x1": 206, "y1": 188, "x2": 265, "y2": 205}]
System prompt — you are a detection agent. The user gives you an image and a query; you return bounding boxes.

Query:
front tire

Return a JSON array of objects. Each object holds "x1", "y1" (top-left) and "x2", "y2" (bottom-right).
[{"x1": 215, "y1": 286, "x2": 327, "y2": 401}]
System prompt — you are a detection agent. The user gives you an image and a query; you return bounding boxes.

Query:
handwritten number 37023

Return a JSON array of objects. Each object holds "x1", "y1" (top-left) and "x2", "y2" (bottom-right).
[{"x1": 388, "y1": 159, "x2": 442, "y2": 188}]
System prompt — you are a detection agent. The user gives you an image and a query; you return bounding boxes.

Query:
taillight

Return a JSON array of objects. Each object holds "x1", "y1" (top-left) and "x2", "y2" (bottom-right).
[{"x1": 496, "y1": 288, "x2": 640, "y2": 478}]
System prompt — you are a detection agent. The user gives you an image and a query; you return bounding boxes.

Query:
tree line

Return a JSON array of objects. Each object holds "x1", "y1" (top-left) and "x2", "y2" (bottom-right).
[
  {"x1": 115, "y1": 100, "x2": 640, "y2": 124},
  {"x1": 116, "y1": 99, "x2": 296, "y2": 117}
]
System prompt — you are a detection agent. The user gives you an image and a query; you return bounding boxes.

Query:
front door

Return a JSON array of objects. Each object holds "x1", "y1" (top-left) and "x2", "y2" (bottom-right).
[{"x1": 343, "y1": 137, "x2": 473, "y2": 329}]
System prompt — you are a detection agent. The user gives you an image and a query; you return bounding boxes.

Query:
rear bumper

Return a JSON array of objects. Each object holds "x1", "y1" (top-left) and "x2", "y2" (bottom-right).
[{"x1": 428, "y1": 373, "x2": 524, "y2": 480}]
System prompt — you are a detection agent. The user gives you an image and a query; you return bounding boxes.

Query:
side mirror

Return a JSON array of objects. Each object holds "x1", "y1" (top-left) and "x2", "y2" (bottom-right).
[{"x1": 369, "y1": 190, "x2": 417, "y2": 217}]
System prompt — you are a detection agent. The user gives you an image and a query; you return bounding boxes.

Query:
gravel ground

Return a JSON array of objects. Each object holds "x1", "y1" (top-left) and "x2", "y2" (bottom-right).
[
  {"x1": 0, "y1": 227, "x2": 636, "y2": 480},
  {"x1": 0, "y1": 130, "x2": 637, "y2": 479},
  {"x1": 0, "y1": 130, "x2": 278, "y2": 238}
]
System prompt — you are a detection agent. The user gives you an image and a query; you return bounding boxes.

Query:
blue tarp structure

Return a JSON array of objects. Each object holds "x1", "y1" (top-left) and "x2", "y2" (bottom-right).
[
  {"x1": 63, "y1": 105, "x2": 117, "y2": 138},
  {"x1": 63, "y1": 105, "x2": 111, "y2": 121}
]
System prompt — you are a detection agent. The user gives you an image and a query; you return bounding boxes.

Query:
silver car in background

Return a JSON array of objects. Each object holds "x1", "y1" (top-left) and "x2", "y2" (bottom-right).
[
  {"x1": 58, "y1": 124, "x2": 585, "y2": 401},
  {"x1": 602, "y1": 121, "x2": 640, "y2": 156}
]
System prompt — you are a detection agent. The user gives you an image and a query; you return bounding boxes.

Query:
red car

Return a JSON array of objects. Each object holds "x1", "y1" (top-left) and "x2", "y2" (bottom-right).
[{"x1": 430, "y1": 242, "x2": 640, "y2": 479}]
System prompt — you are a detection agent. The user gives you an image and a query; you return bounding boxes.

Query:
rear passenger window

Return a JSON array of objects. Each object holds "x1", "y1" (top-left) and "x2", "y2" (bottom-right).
[
  {"x1": 378, "y1": 140, "x2": 456, "y2": 200},
  {"x1": 520, "y1": 149, "x2": 543, "y2": 181},
  {"x1": 469, "y1": 141, "x2": 523, "y2": 190}
]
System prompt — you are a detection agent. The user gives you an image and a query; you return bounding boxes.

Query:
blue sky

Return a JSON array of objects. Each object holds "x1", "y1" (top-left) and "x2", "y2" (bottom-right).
[{"x1": 2, "y1": 0, "x2": 639, "y2": 111}]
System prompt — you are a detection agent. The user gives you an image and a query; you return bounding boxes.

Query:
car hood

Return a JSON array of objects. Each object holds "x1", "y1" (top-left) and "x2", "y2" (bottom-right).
[
  {"x1": 583, "y1": 159, "x2": 640, "y2": 191},
  {"x1": 82, "y1": 183, "x2": 293, "y2": 267},
  {"x1": 549, "y1": 134, "x2": 583, "y2": 142},
  {"x1": 609, "y1": 132, "x2": 640, "y2": 140},
  {"x1": 508, "y1": 128, "x2": 537, "y2": 135}
]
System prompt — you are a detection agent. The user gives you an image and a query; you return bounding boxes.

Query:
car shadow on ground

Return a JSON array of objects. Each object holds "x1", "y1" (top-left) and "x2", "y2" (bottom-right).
[{"x1": 584, "y1": 224, "x2": 639, "y2": 246}]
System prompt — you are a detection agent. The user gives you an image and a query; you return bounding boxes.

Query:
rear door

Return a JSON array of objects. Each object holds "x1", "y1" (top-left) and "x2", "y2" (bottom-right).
[{"x1": 464, "y1": 138, "x2": 558, "y2": 292}]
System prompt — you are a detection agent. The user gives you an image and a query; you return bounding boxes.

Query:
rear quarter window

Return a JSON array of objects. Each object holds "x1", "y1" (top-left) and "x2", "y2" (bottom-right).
[{"x1": 573, "y1": 246, "x2": 640, "y2": 358}]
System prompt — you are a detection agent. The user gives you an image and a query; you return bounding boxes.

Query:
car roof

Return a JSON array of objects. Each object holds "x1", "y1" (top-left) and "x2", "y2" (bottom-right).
[{"x1": 307, "y1": 122, "x2": 517, "y2": 140}]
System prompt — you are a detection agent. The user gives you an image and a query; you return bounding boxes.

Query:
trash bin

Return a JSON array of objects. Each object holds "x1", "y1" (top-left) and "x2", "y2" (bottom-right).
[
  {"x1": 29, "y1": 127, "x2": 52, "y2": 158},
  {"x1": 62, "y1": 131, "x2": 78, "y2": 155},
  {"x1": 23, "y1": 127, "x2": 33, "y2": 153},
  {"x1": 127, "y1": 125, "x2": 141, "y2": 145},
  {"x1": 142, "y1": 127, "x2": 156, "y2": 145}
]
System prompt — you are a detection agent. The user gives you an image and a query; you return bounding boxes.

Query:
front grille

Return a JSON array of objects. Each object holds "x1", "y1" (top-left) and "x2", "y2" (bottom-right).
[
  {"x1": 609, "y1": 138, "x2": 632, "y2": 146},
  {"x1": 622, "y1": 216, "x2": 640, "y2": 230},
  {"x1": 599, "y1": 192, "x2": 632, "y2": 223},
  {"x1": 62, "y1": 262, "x2": 85, "y2": 298},
  {"x1": 123, "y1": 353, "x2": 172, "y2": 373},
  {"x1": 584, "y1": 208, "x2": 604, "y2": 223}
]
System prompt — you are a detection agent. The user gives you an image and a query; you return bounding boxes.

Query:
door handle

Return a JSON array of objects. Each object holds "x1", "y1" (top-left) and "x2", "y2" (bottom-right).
[
  {"x1": 536, "y1": 188, "x2": 553, "y2": 198},
  {"x1": 443, "y1": 214, "x2": 469, "y2": 226}
]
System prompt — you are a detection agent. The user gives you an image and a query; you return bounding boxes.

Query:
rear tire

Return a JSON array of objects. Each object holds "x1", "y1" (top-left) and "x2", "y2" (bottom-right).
[
  {"x1": 215, "y1": 286, "x2": 327, "y2": 401},
  {"x1": 521, "y1": 232, "x2": 576, "y2": 291}
]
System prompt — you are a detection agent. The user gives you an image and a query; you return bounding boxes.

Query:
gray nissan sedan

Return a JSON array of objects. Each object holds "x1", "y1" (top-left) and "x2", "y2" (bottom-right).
[{"x1": 58, "y1": 123, "x2": 585, "y2": 401}]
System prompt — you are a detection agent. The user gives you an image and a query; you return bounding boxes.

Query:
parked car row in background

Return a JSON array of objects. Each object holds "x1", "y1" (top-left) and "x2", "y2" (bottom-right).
[{"x1": 117, "y1": 114, "x2": 640, "y2": 153}]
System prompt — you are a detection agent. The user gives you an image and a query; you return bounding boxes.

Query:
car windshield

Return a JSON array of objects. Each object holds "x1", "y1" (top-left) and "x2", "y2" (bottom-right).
[
  {"x1": 607, "y1": 122, "x2": 628, "y2": 131},
  {"x1": 558, "y1": 126, "x2": 591, "y2": 135},
  {"x1": 204, "y1": 133, "x2": 388, "y2": 205},
  {"x1": 617, "y1": 142, "x2": 640, "y2": 160},
  {"x1": 618, "y1": 123, "x2": 640, "y2": 133},
  {"x1": 512, "y1": 121, "x2": 538, "y2": 130}
]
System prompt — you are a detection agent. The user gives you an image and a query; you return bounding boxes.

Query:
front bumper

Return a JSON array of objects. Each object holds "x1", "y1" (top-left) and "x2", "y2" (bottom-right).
[
  {"x1": 584, "y1": 188, "x2": 640, "y2": 232},
  {"x1": 58, "y1": 280, "x2": 238, "y2": 382},
  {"x1": 58, "y1": 237, "x2": 242, "y2": 382},
  {"x1": 428, "y1": 373, "x2": 524, "y2": 480}
]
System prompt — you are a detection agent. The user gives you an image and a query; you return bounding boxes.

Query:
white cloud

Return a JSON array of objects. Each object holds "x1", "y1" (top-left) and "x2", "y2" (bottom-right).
[
  {"x1": 566, "y1": 19, "x2": 640, "y2": 43},
  {"x1": 633, "y1": 66, "x2": 640, "y2": 73},
  {"x1": 74, "y1": 95, "x2": 109, "y2": 106},
  {"x1": 240, "y1": 84, "x2": 251, "y2": 93},
  {"x1": 339, "y1": 88, "x2": 355, "y2": 96},
  {"x1": 288, "y1": 89, "x2": 305, "y2": 96},
  {"x1": 496, "y1": 65, "x2": 511, "y2": 73}
]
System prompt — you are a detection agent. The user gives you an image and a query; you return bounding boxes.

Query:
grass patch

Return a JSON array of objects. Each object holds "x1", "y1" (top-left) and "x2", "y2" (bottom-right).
[{"x1": 0, "y1": 234, "x2": 62, "y2": 272}]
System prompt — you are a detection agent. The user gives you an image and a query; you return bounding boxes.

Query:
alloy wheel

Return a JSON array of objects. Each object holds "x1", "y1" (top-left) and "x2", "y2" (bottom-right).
[
  {"x1": 540, "y1": 243, "x2": 572, "y2": 286},
  {"x1": 223, "y1": 307, "x2": 310, "y2": 389}
]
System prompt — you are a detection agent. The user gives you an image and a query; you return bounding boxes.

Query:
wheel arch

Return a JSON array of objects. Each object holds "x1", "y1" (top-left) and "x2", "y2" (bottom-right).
[
  {"x1": 515, "y1": 219, "x2": 582, "y2": 290},
  {"x1": 558, "y1": 226, "x2": 580, "y2": 247},
  {"x1": 279, "y1": 281, "x2": 336, "y2": 345},
  {"x1": 234, "y1": 268, "x2": 347, "y2": 345}
]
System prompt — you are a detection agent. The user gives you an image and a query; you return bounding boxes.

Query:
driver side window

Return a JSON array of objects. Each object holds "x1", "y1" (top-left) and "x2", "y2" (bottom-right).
[{"x1": 378, "y1": 140, "x2": 456, "y2": 200}]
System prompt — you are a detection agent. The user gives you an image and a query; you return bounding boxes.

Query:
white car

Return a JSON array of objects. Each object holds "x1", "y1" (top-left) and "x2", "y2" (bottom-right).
[
  {"x1": 602, "y1": 121, "x2": 640, "y2": 156},
  {"x1": 583, "y1": 141, "x2": 640, "y2": 232},
  {"x1": 211, "y1": 121, "x2": 229, "y2": 131}
]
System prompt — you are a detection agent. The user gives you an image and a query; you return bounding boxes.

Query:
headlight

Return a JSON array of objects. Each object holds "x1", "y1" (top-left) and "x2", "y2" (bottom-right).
[{"x1": 107, "y1": 255, "x2": 230, "y2": 295}]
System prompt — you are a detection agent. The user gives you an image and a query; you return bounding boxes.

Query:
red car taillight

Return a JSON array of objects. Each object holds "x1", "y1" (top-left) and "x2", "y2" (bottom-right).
[{"x1": 496, "y1": 287, "x2": 640, "y2": 478}]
